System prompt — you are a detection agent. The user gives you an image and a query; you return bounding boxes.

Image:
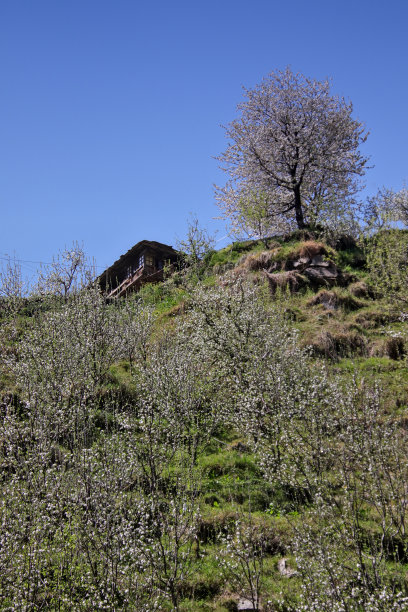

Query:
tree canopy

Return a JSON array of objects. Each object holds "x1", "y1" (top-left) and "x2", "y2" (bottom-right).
[{"x1": 216, "y1": 67, "x2": 369, "y2": 235}]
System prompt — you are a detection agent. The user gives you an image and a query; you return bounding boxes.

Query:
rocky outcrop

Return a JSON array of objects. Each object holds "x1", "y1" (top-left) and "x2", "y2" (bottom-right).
[
  {"x1": 264, "y1": 270, "x2": 306, "y2": 295},
  {"x1": 291, "y1": 251, "x2": 341, "y2": 286},
  {"x1": 264, "y1": 242, "x2": 345, "y2": 293},
  {"x1": 303, "y1": 263, "x2": 340, "y2": 286}
]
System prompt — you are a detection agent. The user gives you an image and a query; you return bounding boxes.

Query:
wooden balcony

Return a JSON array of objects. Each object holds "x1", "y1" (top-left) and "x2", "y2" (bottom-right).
[{"x1": 107, "y1": 265, "x2": 163, "y2": 299}]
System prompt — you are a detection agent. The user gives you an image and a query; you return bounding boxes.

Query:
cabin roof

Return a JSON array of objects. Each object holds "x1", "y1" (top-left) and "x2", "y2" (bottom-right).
[{"x1": 98, "y1": 240, "x2": 178, "y2": 289}]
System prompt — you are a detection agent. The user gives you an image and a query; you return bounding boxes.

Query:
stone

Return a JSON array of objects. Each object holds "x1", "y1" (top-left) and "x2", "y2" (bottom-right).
[
  {"x1": 293, "y1": 256, "x2": 310, "y2": 269},
  {"x1": 304, "y1": 265, "x2": 339, "y2": 285},
  {"x1": 237, "y1": 597, "x2": 258, "y2": 610},
  {"x1": 277, "y1": 557, "x2": 297, "y2": 577},
  {"x1": 310, "y1": 253, "x2": 327, "y2": 266}
]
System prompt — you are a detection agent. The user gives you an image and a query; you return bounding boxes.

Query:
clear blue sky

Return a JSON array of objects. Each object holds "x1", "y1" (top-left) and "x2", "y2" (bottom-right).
[{"x1": 1, "y1": 0, "x2": 407, "y2": 276}]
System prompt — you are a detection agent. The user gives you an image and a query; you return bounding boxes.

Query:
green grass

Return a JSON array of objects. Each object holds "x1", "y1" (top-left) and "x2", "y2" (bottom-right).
[
  {"x1": 335, "y1": 245, "x2": 366, "y2": 270},
  {"x1": 206, "y1": 240, "x2": 261, "y2": 268},
  {"x1": 138, "y1": 282, "x2": 188, "y2": 314}
]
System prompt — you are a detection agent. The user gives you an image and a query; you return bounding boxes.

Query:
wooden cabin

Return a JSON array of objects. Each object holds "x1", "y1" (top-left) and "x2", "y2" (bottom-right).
[{"x1": 98, "y1": 240, "x2": 179, "y2": 299}]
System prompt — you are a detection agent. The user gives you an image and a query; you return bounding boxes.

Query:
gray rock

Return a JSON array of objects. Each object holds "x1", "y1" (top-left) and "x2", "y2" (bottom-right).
[
  {"x1": 293, "y1": 256, "x2": 310, "y2": 268},
  {"x1": 304, "y1": 265, "x2": 339, "y2": 285},
  {"x1": 310, "y1": 254, "x2": 327, "y2": 266},
  {"x1": 277, "y1": 557, "x2": 297, "y2": 577},
  {"x1": 237, "y1": 597, "x2": 258, "y2": 610}
]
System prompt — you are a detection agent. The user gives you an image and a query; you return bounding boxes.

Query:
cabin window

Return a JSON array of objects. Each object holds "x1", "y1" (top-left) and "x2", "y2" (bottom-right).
[
  {"x1": 138, "y1": 254, "x2": 144, "y2": 268},
  {"x1": 145, "y1": 254, "x2": 154, "y2": 268},
  {"x1": 157, "y1": 260, "x2": 163, "y2": 270}
]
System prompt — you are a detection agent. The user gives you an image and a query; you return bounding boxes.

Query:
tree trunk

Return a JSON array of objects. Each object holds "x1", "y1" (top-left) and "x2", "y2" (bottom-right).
[{"x1": 293, "y1": 184, "x2": 307, "y2": 229}]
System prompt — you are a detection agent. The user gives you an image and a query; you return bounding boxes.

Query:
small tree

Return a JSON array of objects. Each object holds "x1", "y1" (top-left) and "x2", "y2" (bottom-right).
[
  {"x1": 0, "y1": 254, "x2": 26, "y2": 300},
  {"x1": 218, "y1": 512, "x2": 268, "y2": 610},
  {"x1": 216, "y1": 67, "x2": 368, "y2": 234},
  {"x1": 361, "y1": 187, "x2": 405, "y2": 234},
  {"x1": 36, "y1": 241, "x2": 94, "y2": 298},
  {"x1": 366, "y1": 229, "x2": 408, "y2": 303},
  {"x1": 395, "y1": 186, "x2": 408, "y2": 226},
  {"x1": 176, "y1": 214, "x2": 216, "y2": 277},
  {"x1": 223, "y1": 189, "x2": 277, "y2": 242},
  {"x1": 0, "y1": 254, "x2": 28, "y2": 317},
  {"x1": 117, "y1": 298, "x2": 156, "y2": 367}
]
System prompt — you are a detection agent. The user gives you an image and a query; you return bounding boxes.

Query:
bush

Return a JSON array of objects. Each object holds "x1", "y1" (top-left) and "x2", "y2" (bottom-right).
[{"x1": 366, "y1": 229, "x2": 408, "y2": 301}]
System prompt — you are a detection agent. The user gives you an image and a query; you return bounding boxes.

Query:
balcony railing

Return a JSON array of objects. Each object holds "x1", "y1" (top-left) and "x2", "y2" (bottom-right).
[
  {"x1": 106, "y1": 265, "x2": 163, "y2": 299},
  {"x1": 107, "y1": 265, "x2": 144, "y2": 299}
]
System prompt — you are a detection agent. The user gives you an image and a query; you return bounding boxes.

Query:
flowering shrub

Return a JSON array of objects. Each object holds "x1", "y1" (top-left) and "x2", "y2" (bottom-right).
[{"x1": 0, "y1": 269, "x2": 407, "y2": 609}]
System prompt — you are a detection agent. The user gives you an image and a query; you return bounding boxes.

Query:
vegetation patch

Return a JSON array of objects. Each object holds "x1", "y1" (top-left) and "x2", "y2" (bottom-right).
[
  {"x1": 307, "y1": 288, "x2": 364, "y2": 311},
  {"x1": 2, "y1": 227, "x2": 408, "y2": 609}
]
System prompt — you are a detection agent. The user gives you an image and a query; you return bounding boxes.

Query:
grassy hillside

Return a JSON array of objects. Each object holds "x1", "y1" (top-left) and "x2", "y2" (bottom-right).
[{"x1": 1, "y1": 231, "x2": 408, "y2": 611}]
